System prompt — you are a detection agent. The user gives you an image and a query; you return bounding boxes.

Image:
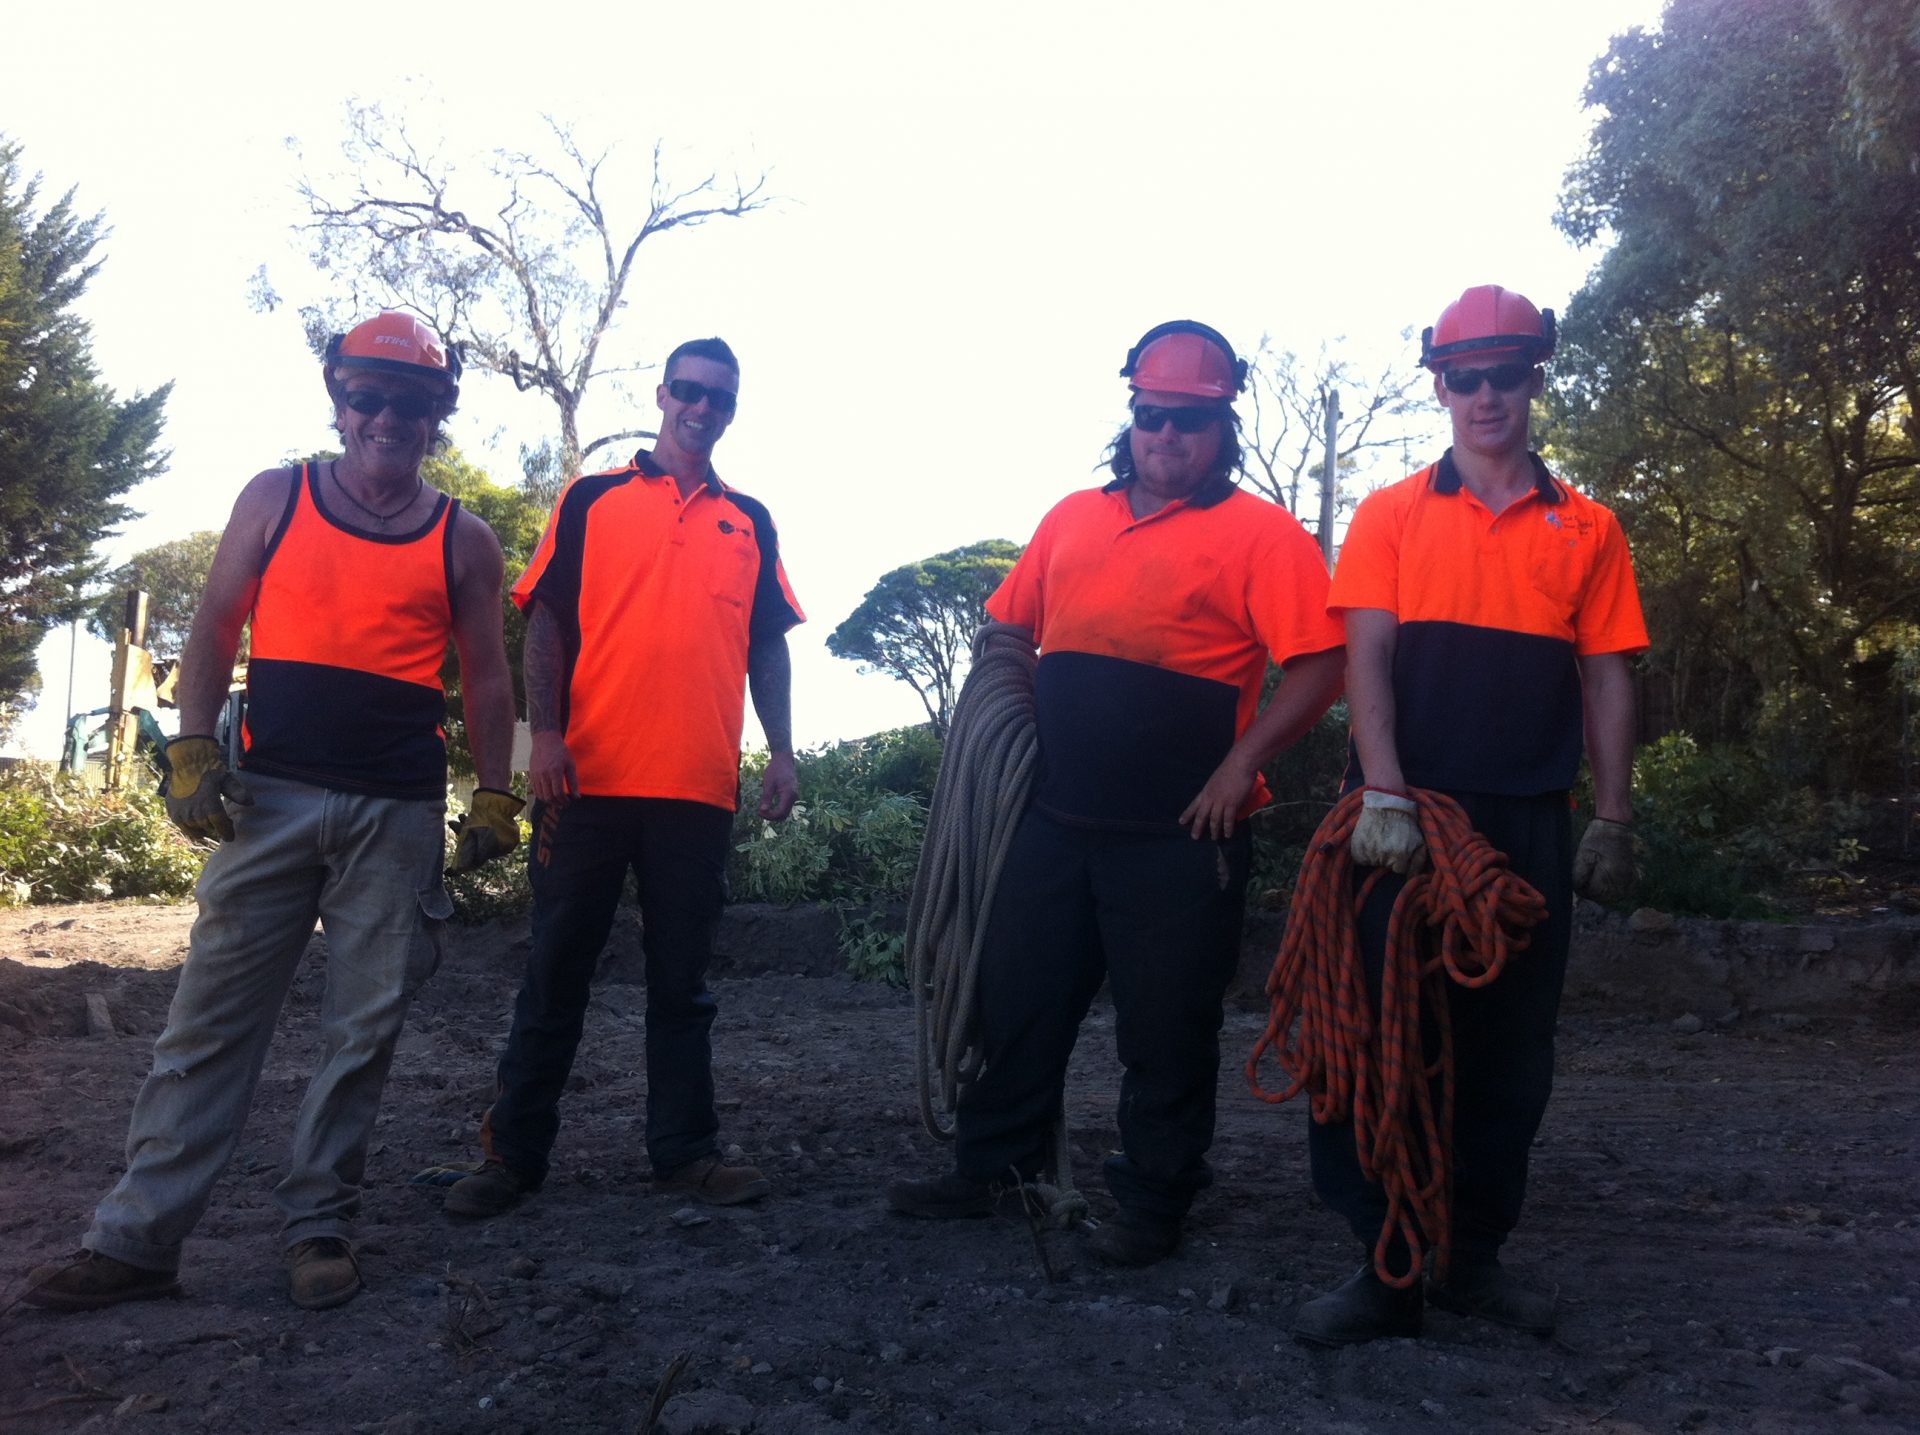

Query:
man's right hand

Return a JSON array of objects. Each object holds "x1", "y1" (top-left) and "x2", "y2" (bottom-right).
[
  {"x1": 163, "y1": 735, "x2": 255, "y2": 842},
  {"x1": 1350, "y1": 788, "x2": 1425, "y2": 873},
  {"x1": 528, "y1": 731, "x2": 580, "y2": 807}
]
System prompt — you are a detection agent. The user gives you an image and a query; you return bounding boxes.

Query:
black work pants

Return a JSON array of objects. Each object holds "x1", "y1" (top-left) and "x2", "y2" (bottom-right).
[
  {"x1": 954, "y1": 806, "x2": 1251, "y2": 1227},
  {"x1": 483, "y1": 796, "x2": 733, "y2": 1183},
  {"x1": 1308, "y1": 789, "x2": 1574, "y2": 1267}
]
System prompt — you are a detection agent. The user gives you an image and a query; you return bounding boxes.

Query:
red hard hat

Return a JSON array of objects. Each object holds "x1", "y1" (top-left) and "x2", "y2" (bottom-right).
[
  {"x1": 1421, "y1": 285, "x2": 1556, "y2": 370},
  {"x1": 1121, "y1": 320, "x2": 1246, "y2": 398},
  {"x1": 324, "y1": 311, "x2": 462, "y2": 399}
]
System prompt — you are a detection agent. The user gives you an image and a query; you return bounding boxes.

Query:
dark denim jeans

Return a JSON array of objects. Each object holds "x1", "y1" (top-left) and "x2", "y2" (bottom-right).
[{"x1": 482, "y1": 796, "x2": 733, "y2": 1182}]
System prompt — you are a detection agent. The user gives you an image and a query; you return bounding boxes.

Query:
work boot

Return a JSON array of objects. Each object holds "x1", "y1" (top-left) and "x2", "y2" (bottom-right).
[
  {"x1": 886, "y1": 1169, "x2": 996, "y2": 1219},
  {"x1": 1426, "y1": 1259, "x2": 1557, "y2": 1335},
  {"x1": 287, "y1": 1238, "x2": 362, "y2": 1311},
  {"x1": 21, "y1": 1252, "x2": 181, "y2": 1311},
  {"x1": 1087, "y1": 1212, "x2": 1181, "y2": 1268},
  {"x1": 652, "y1": 1154, "x2": 771, "y2": 1206},
  {"x1": 444, "y1": 1160, "x2": 534, "y2": 1220},
  {"x1": 1292, "y1": 1266, "x2": 1424, "y2": 1346}
]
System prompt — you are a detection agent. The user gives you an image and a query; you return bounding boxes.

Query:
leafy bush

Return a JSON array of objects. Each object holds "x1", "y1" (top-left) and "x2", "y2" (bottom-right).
[
  {"x1": 0, "y1": 762, "x2": 203, "y2": 904},
  {"x1": 1617, "y1": 733, "x2": 1868, "y2": 917},
  {"x1": 730, "y1": 728, "x2": 935, "y2": 908}
]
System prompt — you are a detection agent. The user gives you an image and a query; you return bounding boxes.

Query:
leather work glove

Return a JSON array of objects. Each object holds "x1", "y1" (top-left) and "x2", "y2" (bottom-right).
[
  {"x1": 1350, "y1": 788, "x2": 1425, "y2": 874},
  {"x1": 1573, "y1": 817, "x2": 1637, "y2": 904},
  {"x1": 162, "y1": 735, "x2": 255, "y2": 843},
  {"x1": 450, "y1": 788, "x2": 526, "y2": 872}
]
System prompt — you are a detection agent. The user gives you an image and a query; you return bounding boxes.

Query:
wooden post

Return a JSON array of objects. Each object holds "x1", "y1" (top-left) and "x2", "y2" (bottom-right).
[{"x1": 1318, "y1": 387, "x2": 1340, "y2": 567}]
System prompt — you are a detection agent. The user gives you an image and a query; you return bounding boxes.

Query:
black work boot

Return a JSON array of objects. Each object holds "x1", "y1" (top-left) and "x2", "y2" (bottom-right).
[
  {"x1": 1087, "y1": 1212, "x2": 1181, "y2": 1267},
  {"x1": 1426, "y1": 1259, "x2": 1557, "y2": 1334},
  {"x1": 1292, "y1": 1265, "x2": 1424, "y2": 1346},
  {"x1": 886, "y1": 1170, "x2": 995, "y2": 1219}
]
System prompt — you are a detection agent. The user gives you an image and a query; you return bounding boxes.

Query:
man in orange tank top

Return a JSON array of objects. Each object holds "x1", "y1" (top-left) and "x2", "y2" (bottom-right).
[
  {"x1": 22, "y1": 314, "x2": 520, "y2": 1313},
  {"x1": 442, "y1": 336, "x2": 804, "y2": 1220}
]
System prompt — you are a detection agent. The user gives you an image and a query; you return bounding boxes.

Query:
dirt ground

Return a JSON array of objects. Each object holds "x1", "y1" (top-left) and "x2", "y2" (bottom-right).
[{"x1": 0, "y1": 901, "x2": 1915, "y2": 1435}]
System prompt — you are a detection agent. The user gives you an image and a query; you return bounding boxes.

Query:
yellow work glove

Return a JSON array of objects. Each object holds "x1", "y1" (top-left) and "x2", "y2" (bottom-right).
[
  {"x1": 1573, "y1": 817, "x2": 1636, "y2": 904},
  {"x1": 450, "y1": 788, "x2": 526, "y2": 872},
  {"x1": 1350, "y1": 788, "x2": 1425, "y2": 874},
  {"x1": 162, "y1": 735, "x2": 255, "y2": 843}
]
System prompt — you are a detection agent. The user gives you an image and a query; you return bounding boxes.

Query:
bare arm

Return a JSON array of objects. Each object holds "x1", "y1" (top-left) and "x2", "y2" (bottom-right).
[
  {"x1": 522, "y1": 600, "x2": 579, "y2": 804},
  {"x1": 747, "y1": 629, "x2": 797, "y2": 821},
  {"x1": 174, "y1": 470, "x2": 294, "y2": 734},
  {"x1": 1342, "y1": 608, "x2": 1405, "y2": 793},
  {"x1": 1180, "y1": 646, "x2": 1346, "y2": 839},
  {"x1": 1578, "y1": 651, "x2": 1637, "y2": 823},
  {"x1": 447, "y1": 511, "x2": 514, "y2": 792}
]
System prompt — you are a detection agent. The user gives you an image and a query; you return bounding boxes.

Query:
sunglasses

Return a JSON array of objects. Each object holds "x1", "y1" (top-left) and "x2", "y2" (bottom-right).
[
  {"x1": 666, "y1": 377, "x2": 738, "y2": 415},
  {"x1": 1441, "y1": 363, "x2": 1536, "y2": 396},
  {"x1": 1132, "y1": 403, "x2": 1225, "y2": 435},
  {"x1": 342, "y1": 389, "x2": 441, "y2": 422}
]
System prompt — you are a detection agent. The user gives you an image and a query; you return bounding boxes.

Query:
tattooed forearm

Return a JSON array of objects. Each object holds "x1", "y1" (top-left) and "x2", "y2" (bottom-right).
[
  {"x1": 523, "y1": 602, "x2": 568, "y2": 734},
  {"x1": 747, "y1": 631, "x2": 794, "y2": 752}
]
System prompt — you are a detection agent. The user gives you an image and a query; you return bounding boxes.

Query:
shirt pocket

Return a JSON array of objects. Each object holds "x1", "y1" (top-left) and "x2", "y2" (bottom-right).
[{"x1": 707, "y1": 527, "x2": 760, "y2": 608}]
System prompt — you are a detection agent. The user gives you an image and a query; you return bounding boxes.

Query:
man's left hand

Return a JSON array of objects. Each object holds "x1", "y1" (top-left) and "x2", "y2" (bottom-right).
[
  {"x1": 1180, "y1": 757, "x2": 1257, "y2": 841},
  {"x1": 759, "y1": 751, "x2": 798, "y2": 821},
  {"x1": 451, "y1": 788, "x2": 526, "y2": 871},
  {"x1": 1574, "y1": 817, "x2": 1636, "y2": 904}
]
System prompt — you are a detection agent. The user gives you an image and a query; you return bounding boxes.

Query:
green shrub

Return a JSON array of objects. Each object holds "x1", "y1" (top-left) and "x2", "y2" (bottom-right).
[
  {"x1": 0, "y1": 762, "x2": 203, "y2": 904},
  {"x1": 1616, "y1": 733, "x2": 1867, "y2": 917}
]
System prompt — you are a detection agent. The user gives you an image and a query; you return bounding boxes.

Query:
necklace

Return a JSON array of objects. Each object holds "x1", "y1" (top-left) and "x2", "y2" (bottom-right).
[{"x1": 330, "y1": 460, "x2": 423, "y2": 523}]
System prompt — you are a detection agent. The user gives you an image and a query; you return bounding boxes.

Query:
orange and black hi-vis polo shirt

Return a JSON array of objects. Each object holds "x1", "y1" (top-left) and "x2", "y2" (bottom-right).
[
  {"x1": 243, "y1": 463, "x2": 459, "y2": 799},
  {"x1": 986, "y1": 479, "x2": 1344, "y2": 831},
  {"x1": 512, "y1": 452, "x2": 804, "y2": 810},
  {"x1": 1328, "y1": 448, "x2": 1649, "y2": 797}
]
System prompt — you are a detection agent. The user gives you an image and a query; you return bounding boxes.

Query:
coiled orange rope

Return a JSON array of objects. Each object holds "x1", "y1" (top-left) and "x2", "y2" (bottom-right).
[{"x1": 1247, "y1": 787, "x2": 1548, "y2": 1287}]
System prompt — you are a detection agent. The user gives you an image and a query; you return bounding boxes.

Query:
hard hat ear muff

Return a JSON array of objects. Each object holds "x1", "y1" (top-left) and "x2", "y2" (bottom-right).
[{"x1": 1120, "y1": 320, "x2": 1248, "y2": 394}]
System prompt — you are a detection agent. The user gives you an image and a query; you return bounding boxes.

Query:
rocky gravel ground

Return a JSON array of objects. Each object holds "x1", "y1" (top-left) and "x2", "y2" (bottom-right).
[{"x1": 0, "y1": 901, "x2": 1916, "y2": 1434}]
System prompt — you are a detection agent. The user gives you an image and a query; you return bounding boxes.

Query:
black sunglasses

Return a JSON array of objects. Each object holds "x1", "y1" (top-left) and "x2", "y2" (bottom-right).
[
  {"x1": 1132, "y1": 403, "x2": 1225, "y2": 435},
  {"x1": 666, "y1": 377, "x2": 738, "y2": 415},
  {"x1": 1441, "y1": 363, "x2": 1536, "y2": 396},
  {"x1": 342, "y1": 389, "x2": 440, "y2": 422}
]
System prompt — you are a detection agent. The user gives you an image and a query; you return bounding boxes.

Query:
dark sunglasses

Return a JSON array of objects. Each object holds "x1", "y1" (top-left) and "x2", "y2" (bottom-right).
[
  {"x1": 1441, "y1": 363, "x2": 1535, "y2": 396},
  {"x1": 667, "y1": 377, "x2": 738, "y2": 415},
  {"x1": 1132, "y1": 403, "x2": 1225, "y2": 435},
  {"x1": 342, "y1": 389, "x2": 440, "y2": 421}
]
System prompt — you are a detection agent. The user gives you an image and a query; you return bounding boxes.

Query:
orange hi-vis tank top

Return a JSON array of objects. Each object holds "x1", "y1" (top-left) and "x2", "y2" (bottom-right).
[{"x1": 242, "y1": 463, "x2": 459, "y2": 798}]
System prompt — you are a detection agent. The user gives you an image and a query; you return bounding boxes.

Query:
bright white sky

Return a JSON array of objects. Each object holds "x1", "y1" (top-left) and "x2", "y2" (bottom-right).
[{"x1": 3, "y1": 0, "x2": 1665, "y2": 760}]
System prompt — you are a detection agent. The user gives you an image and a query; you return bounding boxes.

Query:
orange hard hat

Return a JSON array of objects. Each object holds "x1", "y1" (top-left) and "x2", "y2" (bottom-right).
[
  {"x1": 324, "y1": 311, "x2": 462, "y2": 399},
  {"x1": 1121, "y1": 320, "x2": 1246, "y2": 398},
  {"x1": 1420, "y1": 285, "x2": 1555, "y2": 370}
]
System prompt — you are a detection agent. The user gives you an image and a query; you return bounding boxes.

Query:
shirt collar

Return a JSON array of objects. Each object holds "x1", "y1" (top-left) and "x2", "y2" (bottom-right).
[
  {"x1": 1100, "y1": 471, "x2": 1237, "y2": 511},
  {"x1": 631, "y1": 449, "x2": 723, "y2": 495},
  {"x1": 1429, "y1": 448, "x2": 1565, "y2": 504}
]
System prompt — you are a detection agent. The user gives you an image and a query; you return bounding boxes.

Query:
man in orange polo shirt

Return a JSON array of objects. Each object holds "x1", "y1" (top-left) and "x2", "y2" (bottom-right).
[
  {"x1": 444, "y1": 337, "x2": 803, "y2": 1218},
  {"x1": 1293, "y1": 285, "x2": 1646, "y2": 1345},
  {"x1": 888, "y1": 321, "x2": 1345, "y2": 1265}
]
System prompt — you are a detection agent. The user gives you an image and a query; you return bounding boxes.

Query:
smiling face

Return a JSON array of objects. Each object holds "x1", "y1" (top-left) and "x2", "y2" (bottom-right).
[
  {"x1": 1126, "y1": 389, "x2": 1225, "y2": 502},
  {"x1": 656, "y1": 355, "x2": 739, "y2": 463},
  {"x1": 335, "y1": 371, "x2": 440, "y2": 486},
  {"x1": 1436, "y1": 356, "x2": 1543, "y2": 463}
]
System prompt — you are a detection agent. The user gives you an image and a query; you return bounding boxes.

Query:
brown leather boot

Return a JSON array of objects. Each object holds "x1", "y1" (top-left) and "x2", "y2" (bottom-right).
[
  {"x1": 651, "y1": 1154, "x2": 771, "y2": 1206},
  {"x1": 287, "y1": 1238, "x2": 362, "y2": 1311},
  {"x1": 22, "y1": 1252, "x2": 181, "y2": 1311}
]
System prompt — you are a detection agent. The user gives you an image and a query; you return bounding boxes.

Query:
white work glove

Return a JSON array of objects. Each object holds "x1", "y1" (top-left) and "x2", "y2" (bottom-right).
[
  {"x1": 1350, "y1": 788, "x2": 1425, "y2": 874},
  {"x1": 1573, "y1": 817, "x2": 1636, "y2": 904}
]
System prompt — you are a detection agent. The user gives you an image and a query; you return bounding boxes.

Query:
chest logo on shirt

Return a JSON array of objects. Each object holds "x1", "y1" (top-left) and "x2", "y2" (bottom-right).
[
  {"x1": 718, "y1": 519, "x2": 737, "y2": 534},
  {"x1": 1543, "y1": 509, "x2": 1590, "y2": 549}
]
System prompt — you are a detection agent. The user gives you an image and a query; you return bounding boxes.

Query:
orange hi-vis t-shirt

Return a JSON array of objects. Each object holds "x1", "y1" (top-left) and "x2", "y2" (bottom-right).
[
  {"x1": 986, "y1": 478, "x2": 1344, "y2": 830},
  {"x1": 1328, "y1": 449, "x2": 1649, "y2": 796},
  {"x1": 244, "y1": 463, "x2": 458, "y2": 798},
  {"x1": 513, "y1": 453, "x2": 804, "y2": 809}
]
